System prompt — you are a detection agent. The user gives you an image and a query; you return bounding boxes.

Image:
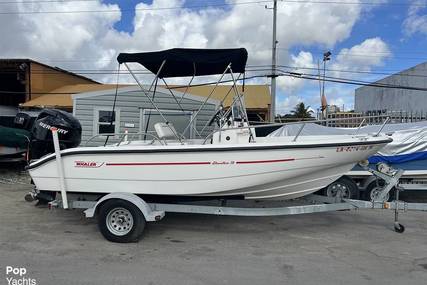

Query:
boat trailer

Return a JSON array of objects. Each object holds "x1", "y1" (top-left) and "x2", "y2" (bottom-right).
[
  {"x1": 27, "y1": 157, "x2": 427, "y2": 242},
  {"x1": 24, "y1": 129, "x2": 427, "y2": 242}
]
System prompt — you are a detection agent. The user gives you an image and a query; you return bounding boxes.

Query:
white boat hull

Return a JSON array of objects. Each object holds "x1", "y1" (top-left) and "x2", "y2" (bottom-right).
[{"x1": 28, "y1": 135, "x2": 390, "y2": 200}]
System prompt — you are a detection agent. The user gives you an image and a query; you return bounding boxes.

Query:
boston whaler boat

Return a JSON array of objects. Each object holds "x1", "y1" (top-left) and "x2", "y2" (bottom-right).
[
  {"x1": 27, "y1": 48, "x2": 391, "y2": 201},
  {"x1": 25, "y1": 48, "x2": 396, "y2": 242}
]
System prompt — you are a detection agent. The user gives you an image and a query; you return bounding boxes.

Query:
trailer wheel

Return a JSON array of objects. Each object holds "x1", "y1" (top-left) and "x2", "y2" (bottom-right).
[
  {"x1": 394, "y1": 222, "x2": 405, "y2": 233},
  {"x1": 324, "y1": 176, "x2": 359, "y2": 199},
  {"x1": 98, "y1": 199, "x2": 146, "y2": 243},
  {"x1": 364, "y1": 180, "x2": 393, "y2": 202}
]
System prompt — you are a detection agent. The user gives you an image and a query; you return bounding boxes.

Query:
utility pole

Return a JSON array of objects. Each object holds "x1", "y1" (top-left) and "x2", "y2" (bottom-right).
[{"x1": 270, "y1": 0, "x2": 278, "y2": 122}]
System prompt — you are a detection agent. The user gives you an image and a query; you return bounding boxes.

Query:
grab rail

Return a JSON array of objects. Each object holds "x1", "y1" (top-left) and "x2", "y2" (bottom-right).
[
  {"x1": 85, "y1": 116, "x2": 391, "y2": 146},
  {"x1": 353, "y1": 118, "x2": 366, "y2": 135},
  {"x1": 374, "y1": 117, "x2": 390, "y2": 137},
  {"x1": 84, "y1": 132, "x2": 163, "y2": 146},
  {"x1": 203, "y1": 115, "x2": 391, "y2": 144}
]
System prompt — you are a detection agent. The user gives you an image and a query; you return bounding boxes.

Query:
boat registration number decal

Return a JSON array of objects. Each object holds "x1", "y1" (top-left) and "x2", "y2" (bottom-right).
[
  {"x1": 336, "y1": 145, "x2": 374, "y2": 152},
  {"x1": 74, "y1": 161, "x2": 104, "y2": 168}
]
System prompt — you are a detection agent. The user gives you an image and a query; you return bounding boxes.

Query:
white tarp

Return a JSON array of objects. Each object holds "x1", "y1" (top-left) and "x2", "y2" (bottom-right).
[{"x1": 268, "y1": 121, "x2": 427, "y2": 161}]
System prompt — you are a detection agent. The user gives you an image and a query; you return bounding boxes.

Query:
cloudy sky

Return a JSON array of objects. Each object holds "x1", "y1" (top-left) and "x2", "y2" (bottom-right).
[{"x1": 2, "y1": 0, "x2": 427, "y2": 114}]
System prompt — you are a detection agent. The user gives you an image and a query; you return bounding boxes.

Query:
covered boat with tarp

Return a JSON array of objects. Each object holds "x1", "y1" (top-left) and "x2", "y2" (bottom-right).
[
  {"x1": 0, "y1": 126, "x2": 30, "y2": 157},
  {"x1": 0, "y1": 113, "x2": 32, "y2": 159},
  {"x1": 268, "y1": 121, "x2": 427, "y2": 172}
]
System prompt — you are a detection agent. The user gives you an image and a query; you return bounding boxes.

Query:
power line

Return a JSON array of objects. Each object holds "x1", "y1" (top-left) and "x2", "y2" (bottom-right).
[
  {"x1": 3, "y1": 65, "x2": 427, "y2": 79},
  {"x1": 0, "y1": 0, "x2": 98, "y2": 4},
  {"x1": 0, "y1": 0, "x2": 423, "y2": 15},
  {"x1": 247, "y1": 64, "x2": 427, "y2": 77},
  {"x1": 278, "y1": 0, "x2": 426, "y2": 7},
  {"x1": 275, "y1": 48, "x2": 427, "y2": 61},
  {"x1": 2, "y1": 71, "x2": 427, "y2": 95},
  {"x1": 276, "y1": 65, "x2": 427, "y2": 79},
  {"x1": 276, "y1": 70, "x2": 427, "y2": 91},
  {"x1": 0, "y1": 0, "x2": 273, "y2": 15}
]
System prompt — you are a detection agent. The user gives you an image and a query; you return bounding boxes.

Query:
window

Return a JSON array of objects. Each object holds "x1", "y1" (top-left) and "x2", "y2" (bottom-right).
[
  {"x1": 95, "y1": 109, "x2": 120, "y2": 135},
  {"x1": 140, "y1": 109, "x2": 195, "y2": 139}
]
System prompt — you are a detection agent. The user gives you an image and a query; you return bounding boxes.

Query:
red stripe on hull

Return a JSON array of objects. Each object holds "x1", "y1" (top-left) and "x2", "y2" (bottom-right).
[
  {"x1": 106, "y1": 162, "x2": 210, "y2": 166},
  {"x1": 236, "y1": 158, "x2": 295, "y2": 164},
  {"x1": 106, "y1": 158, "x2": 295, "y2": 166}
]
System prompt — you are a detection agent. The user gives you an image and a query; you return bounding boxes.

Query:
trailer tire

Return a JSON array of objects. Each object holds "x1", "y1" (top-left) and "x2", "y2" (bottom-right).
[
  {"x1": 363, "y1": 180, "x2": 393, "y2": 202},
  {"x1": 98, "y1": 199, "x2": 146, "y2": 243},
  {"x1": 394, "y1": 222, "x2": 405, "y2": 233},
  {"x1": 324, "y1": 176, "x2": 359, "y2": 199}
]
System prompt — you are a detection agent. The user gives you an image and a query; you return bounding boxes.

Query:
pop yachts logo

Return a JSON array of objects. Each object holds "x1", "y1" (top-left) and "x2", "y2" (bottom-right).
[
  {"x1": 5, "y1": 266, "x2": 36, "y2": 285},
  {"x1": 74, "y1": 161, "x2": 104, "y2": 168}
]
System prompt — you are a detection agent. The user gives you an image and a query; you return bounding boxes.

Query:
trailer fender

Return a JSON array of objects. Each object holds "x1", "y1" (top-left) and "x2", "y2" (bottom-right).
[{"x1": 83, "y1": 193, "x2": 165, "y2": 222}]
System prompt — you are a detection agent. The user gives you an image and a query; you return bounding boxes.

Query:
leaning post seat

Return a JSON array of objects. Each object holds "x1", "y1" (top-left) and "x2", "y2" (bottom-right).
[{"x1": 154, "y1": 122, "x2": 178, "y2": 140}]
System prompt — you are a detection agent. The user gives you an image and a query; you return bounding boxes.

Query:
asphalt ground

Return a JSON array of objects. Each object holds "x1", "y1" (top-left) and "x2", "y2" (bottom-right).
[{"x1": 0, "y1": 165, "x2": 426, "y2": 285}]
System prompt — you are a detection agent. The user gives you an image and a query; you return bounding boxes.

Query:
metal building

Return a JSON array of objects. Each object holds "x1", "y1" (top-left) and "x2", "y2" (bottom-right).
[
  {"x1": 355, "y1": 62, "x2": 427, "y2": 114},
  {"x1": 72, "y1": 86, "x2": 218, "y2": 146}
]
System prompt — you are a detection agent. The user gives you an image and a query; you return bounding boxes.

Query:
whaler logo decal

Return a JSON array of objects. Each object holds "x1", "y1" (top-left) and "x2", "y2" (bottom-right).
[
  {"x1": 39, "y1": 122, "x2": 68, "y2": 134},
  {"x1": 74, "y1": 161, "x2": 104, "y2": 168}
]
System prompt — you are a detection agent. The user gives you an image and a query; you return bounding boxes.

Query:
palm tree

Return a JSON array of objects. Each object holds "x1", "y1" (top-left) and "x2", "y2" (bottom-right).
[{"x1": 290, "y1": 102, "x2": 313, "y2": 119}]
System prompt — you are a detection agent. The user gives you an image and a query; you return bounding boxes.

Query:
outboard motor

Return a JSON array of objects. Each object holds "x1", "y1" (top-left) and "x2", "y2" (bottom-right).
[
  {"x1": 14, "y1": 112, "x2": 33, "y2": 130},
  {"x1": 29, "y1": 109, "x2": 82, "y2": 205},
  {"x1": 30, "y1": 109, "x2": 82, "y2": 159}
]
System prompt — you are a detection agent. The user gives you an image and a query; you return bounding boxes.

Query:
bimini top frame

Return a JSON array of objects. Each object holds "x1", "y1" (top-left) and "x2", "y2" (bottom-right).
[{"x1": 115, "y1": 48, "x2": 249, "y2": 143}]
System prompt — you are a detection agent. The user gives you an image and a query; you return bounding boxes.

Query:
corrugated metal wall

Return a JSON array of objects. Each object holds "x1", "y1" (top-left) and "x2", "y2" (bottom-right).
[
  {"x1": 74, "y1": 88, "x2": 217, "y2": 146},
  {"x1": 355, "y1": 62, "x2": 427, "y2": 113}
]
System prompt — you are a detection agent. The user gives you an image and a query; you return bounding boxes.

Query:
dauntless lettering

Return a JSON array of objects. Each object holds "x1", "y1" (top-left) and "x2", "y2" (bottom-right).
[{"x1": 211, "y1": 161, "x2": 236, "y2": 165}]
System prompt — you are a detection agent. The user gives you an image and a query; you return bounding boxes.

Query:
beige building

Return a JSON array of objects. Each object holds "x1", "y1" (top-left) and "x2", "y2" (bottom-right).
[
  {"x1": 0, "y1": 59, "x2": 99, "y2": 114},
  {"x1": 22, "y1": 84, "x2": 271, "y2": 122}
]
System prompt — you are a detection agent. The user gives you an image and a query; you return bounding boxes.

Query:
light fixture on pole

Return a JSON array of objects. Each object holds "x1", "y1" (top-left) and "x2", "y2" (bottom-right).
[{"x1": 321, "y1": 51, "x2": 331, "y2": 119}]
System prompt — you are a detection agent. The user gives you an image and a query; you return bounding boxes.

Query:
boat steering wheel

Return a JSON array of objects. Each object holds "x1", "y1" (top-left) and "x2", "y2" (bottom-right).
[{"x1": 208, "y1": 108, "x2": 230, "y2": 127}]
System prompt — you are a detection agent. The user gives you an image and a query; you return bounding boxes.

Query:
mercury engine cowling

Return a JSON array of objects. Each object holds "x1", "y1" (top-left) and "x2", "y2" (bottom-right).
[
  {"x1": 14, "y1": 112, "x2": 33, "y2": 130},
  {"x1": 30, "y1": 109, "x2": 82, "y2": 159}
]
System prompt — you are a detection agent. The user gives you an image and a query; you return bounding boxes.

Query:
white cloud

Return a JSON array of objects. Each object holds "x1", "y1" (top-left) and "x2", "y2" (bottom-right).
[
  {"x1": 332, "y1": 37, "x2": 391, "y2": 73},
  {"x1": 324, "y1": 85, "x2": 355, "y2": 111},
  {"x1": 403, "y1": 0, "x2": 427, "y2": 35},
  {"x1": 325, "y1": 38, "x2": 390, "y2": 111},
  {"x1": 0, "y1": 1, "x2": 120, "y2": 64},
  {"x1": 277, "y1": 51, "x2": 316, "y2": 94},
  {"x1": 276, "y1": 95, "x2": 304, "y2": 114},
  {"x1": 0, "y1": 0, "x2": 366, "y2": 80},
  {"x1": 0, "y1": 0, "x2": 389, "y2": 115},
  {"x1": 275, "y1": 38, "x2": 390, "y2": 114}
]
